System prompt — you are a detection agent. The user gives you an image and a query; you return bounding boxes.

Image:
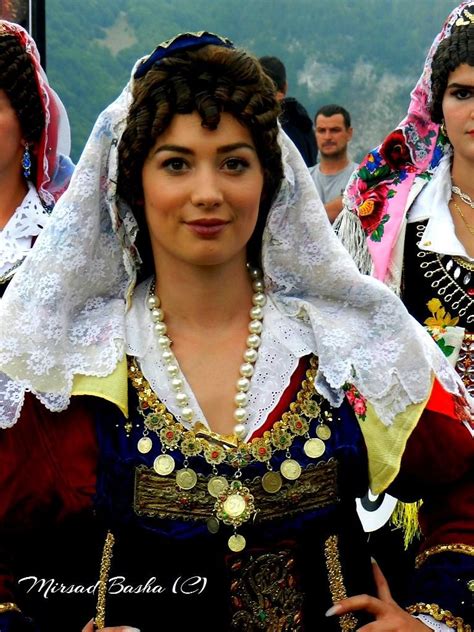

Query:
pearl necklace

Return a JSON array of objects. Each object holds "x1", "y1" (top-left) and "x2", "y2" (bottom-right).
[
  {"x1": 452, "y1": 184, "x2": 474, "y2": 210},
  {"x1": 147, "y1": 266, "x2": 265, "y2": 441}
]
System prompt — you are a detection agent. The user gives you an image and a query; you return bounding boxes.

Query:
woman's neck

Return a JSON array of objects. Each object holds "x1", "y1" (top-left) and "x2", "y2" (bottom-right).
[
  {"x1": 0, "y1": 171, "x2": 28, "y2": 230},
  {"x1": 451, "y1": 155, "x2": 474, "y2": 199},
  {"x1": 153, "y1": 258, "x2": 255, "y2": 332},
  {"x1": 449, "y1": 155, "x2": 474, "y2": 258}
]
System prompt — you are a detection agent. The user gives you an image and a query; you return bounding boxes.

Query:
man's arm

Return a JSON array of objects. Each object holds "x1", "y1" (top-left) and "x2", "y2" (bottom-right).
[{"x1": 324, "y1": 195, "x2": 344, "y2": 223}]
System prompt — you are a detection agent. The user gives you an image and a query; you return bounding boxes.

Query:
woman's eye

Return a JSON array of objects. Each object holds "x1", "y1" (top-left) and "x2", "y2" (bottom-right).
[
  {"x1": 223, "y1": 157, "x2": 250, "y2": 172},
  {"x1": 452, "y1": 88, "x2": 473, "y2": 100},
  {"x1": 162, "y1": 158, "x2": 188, "y2": 172}
]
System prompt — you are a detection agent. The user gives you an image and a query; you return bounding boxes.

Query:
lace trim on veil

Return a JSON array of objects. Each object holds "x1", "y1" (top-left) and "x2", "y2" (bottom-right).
[{"x1": 0, "y1": 62, "x2": 469, "y2": 429}]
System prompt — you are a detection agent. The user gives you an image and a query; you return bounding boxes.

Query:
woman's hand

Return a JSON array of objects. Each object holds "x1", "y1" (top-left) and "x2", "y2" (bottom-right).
[
  {"x1": 82, "y1": 618, "x2": 140, "y2": 632},
  {"x1": 325, "y1": 560, "x2": 430, "y2": 631}
]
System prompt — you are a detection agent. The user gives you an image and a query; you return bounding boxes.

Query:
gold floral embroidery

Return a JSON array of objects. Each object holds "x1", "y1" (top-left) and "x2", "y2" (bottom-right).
[
  {"x1": 415, "y1": 543, "x2": 474, "y2": 569},
  {"x1": 94, "y1": 531, "x2": 115, "y2": 630},
  {"x1": 229, "y1": 549, "x2": 304, "y2": 631},
  {"x1": 324, "y1": 535, "x2": 358, "y2": 631}
]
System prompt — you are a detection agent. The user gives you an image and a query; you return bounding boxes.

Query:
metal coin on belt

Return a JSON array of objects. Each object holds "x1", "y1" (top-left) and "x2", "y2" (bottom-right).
[
  {"x1": 316, "y1": 423, "x2": 331, "y2": 441},
  {"x1": 261, "y1": 470, "x2": 283, "y2": 494},
  {"x1": 207, "y1": 516, "x2": 220, "y2": 534},
  {"x1": 280, "y1": 458, "x2": 302, "y2": 481},
  {"x1": 137, "y1": 436, "x2": 153, "y2": 454},
  {"x1": 304, "y1": 437, "x2": 326, "y2": 459},
  {"x1": 228, "y1": 533, "x2": 246, "y2": 552},
  {"x1": 153, "y1": 453, "x2": 175, "y2": 476},
  {"x1": 207, "y1": 475, "x2": 229, "y2": 498},
  {"x1": 176, "y1": 468, "x2": 198, "y2": 490}
]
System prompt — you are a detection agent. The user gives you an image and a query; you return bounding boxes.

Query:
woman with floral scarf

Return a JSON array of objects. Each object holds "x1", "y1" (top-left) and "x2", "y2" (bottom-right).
[
  {"x1": 0, "y1": 20, "x2": 73, "y2": 296},
  {"x1": 337, "y1": 2, "x2": 474, "y2": 629}
]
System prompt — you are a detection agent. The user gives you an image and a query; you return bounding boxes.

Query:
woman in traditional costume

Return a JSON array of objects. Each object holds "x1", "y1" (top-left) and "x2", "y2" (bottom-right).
[
  {"x1": 337, "y1": 2, "x2": 474, "y2": 620},
  {"x1": 0, "y1": 31, "x2": 471, "y2": 632},
  {"x1": 0, "y1": 20, "x2": 73, "y2": 296}
]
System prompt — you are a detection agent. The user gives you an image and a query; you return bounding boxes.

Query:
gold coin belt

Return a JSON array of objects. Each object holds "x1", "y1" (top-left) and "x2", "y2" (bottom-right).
[{"x1": 128, "y1": 355, "x2": 337, "y2": 551}]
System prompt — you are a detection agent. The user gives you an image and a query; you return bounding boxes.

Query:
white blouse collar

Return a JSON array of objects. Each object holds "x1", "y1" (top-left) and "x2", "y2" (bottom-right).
[
  {"x1": 126, "y1": 278, "x2": 316, "y2": 440},
  {"x1": 408, "y1": 155, "x2": 473, "y2": 262},
  {"x1": 0, "y1": 183, "x2": 49, "y2": 275}
]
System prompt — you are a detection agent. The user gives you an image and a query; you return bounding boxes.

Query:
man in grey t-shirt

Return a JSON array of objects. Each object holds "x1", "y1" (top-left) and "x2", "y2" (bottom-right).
[{"x1": 310, "y1": 104, "x2": 358, "y2": 223}]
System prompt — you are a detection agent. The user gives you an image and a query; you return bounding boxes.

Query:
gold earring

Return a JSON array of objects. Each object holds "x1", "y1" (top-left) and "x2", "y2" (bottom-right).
[{"x1": 440, "y1": 120, "x2": 448, "y2": 138}]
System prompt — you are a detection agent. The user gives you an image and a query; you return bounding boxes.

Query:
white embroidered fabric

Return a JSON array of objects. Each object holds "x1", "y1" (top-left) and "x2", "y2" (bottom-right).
[
  {"x1": 0, "y1": 56, "x2": 468, "y2": 429},
  {"x1": 416, "y1": 615, "x2": 451, "y2": 631},
  {"x1": 127, "y1": 278, "x2": 314, "y2": 440},
  {"x1": 0, "y1": 184, "x2": 49, "y2": 275}
]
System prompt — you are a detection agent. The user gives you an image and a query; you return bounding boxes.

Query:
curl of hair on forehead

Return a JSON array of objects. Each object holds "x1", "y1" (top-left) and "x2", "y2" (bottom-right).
[
  {"x1": 0, "y1": 33, "x2": 44, "y2": 143},
  {"x1": 118, "y1": 44, "x2": 283, "y2": 277},
  {"x1": 430, "y1": 22, "x2": 474, "y2": 123}
]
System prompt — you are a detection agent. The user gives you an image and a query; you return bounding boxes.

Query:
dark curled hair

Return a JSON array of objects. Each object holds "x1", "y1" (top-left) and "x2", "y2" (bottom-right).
[
  {"x1": 118, "y1": 44, "x2": 283, "y2": 276},
  {"x1": 430, "y1": 22, "x2": 474, "y2": 123},
  {"x1": 0, "y1": 34, "x2": 44, "y2": 183},
  {"x1": 0, "y1": 34, "x2": 44, "y2": 140}
]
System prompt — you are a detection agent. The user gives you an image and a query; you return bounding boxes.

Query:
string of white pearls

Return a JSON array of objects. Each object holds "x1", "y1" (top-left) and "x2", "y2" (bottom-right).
[{"x1": 147, "y1": 266, "x2": 265, "y2": 441}]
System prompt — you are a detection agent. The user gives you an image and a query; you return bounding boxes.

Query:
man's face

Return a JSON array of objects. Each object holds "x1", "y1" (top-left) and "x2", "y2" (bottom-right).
[{"x1": 315, "y1": 113, "x2": 352, "y2": 159}]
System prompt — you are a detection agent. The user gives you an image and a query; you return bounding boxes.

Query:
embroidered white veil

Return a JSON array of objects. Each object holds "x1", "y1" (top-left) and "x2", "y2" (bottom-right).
[{"x1": 0, "y1": 41, "x2": 468, "y2": 428}]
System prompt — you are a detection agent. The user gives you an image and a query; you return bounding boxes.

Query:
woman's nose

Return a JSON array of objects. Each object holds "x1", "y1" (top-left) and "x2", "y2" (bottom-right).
[{"x1": 190, "y1": 170, "x2": 224, "y2": 208}]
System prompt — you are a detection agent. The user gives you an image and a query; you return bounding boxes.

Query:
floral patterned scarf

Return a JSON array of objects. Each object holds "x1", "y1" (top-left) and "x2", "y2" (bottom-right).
[
  {"x1": 0, "y1": 20, "x2": 73, "y2": 207},
  {"x1": 342, "y1": 2, "x2": 472, "y2": 282}
]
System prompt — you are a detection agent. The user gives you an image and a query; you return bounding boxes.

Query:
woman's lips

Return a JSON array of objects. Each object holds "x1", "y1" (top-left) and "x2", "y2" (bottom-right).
[{"x1": 185, "y1": 219, "x2": 229, "y2": 237}]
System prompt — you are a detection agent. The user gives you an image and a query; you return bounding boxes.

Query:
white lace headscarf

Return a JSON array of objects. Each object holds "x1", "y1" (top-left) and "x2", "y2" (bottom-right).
[{"x1": 0, "y1": 37, "x2": 468, "y2": 428}]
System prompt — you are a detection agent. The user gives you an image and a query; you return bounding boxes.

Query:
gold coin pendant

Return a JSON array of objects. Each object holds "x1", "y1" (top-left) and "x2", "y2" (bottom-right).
[
  {"x1": 316, "y1": 423, "x2": 331, "y2": 441},
  {"x1": 137, "y1": 436, "x2": 153, "y2": 454},
  {"x1": 153, "y1": 454, "x2": 175, "y2": 476},
  {"x1": 223, "y1": 493, "x2": 247, "y2": 519},
  {"x1": 176, "y1": 468, "x2": 198, "y2": 490},
  {"x1": 228, "y1": 533, "x2": 246, "y2": 552},
  {"x1": 207, "y1": 476, "x2": 229, "y2": 498},
  {"x1": 207, "y1": 516, "x2": 220, "y2": 534},
  {"x1": 280, "y1": 459, "x2": 302, "y2": 481},
  {"x1": 261, "y1": 471, "x2": 283, "y2": 494},
  {"x1": 304, "y1": 438, "x2": 326, "y2": 459}
]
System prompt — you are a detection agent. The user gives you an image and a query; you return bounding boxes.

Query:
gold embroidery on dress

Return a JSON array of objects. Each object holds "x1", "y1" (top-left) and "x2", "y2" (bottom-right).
[
  {"x1": 94, "y1": 531, "x2": 115, "y2": 630},
  {"x1": 229, "y1": 549, "x2": 304, "y2": 631},
  {"x1": 415, "y1": 543, "x2": 474, "y2": 568},
  {"x1": 129, "y1": 355, "x2": 341, "y2": 549},
  {"x1": 134, "y1": 459, "x2": 339, "y2": 521},
  {"x1": 324, "y1": 535, "x2": 358, "y2": 631},
  {"x1": 406, "y1": 603, "x2": 471, "y2": 632}
]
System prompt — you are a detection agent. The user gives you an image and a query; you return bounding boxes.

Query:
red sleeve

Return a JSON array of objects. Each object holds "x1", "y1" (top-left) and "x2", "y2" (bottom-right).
[
  {"x1": 0, "y1": 394, "x2": 97, "y2": 602},
  {"x1": 426, "y1": 377, "x2": 473, "y2": 428},
  {"x1": 394, "y1": 383, "x2": 474, "y2": 550},
  {"x1": 399, "y1": 408, "x2": 473, "y2": 486}
]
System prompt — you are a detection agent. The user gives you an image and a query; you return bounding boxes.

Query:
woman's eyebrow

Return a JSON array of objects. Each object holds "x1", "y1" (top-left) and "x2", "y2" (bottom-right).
[
  {"x1": 153, "y1": 144, "x2": 193, "y2": 155},
  {"x1": 216, "y1": 142, "x2": 257, "y2": 154},
  {"x1": 446, "y1": 81, "x2": 474, "y2": 89},
  {"x1": 153, "y1": 142, "x2": 257, "y2": 155}
]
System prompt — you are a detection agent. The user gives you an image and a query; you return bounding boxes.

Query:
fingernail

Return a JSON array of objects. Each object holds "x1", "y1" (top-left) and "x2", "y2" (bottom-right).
[
  {"x1": 325, "y1": 604, "x2": 342, "y2": 617},
  {"x1": 371, "y1": 556, "x2": 377, "y2": 564},
  {"x1": 123, "y1": 628, "x2": 141, "y2": 632}
]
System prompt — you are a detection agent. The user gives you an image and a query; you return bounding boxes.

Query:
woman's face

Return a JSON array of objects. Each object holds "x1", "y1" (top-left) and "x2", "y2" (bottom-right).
[
  {"x1": 0, "y1": 89, "x2": 24, "y2": 179},
  {"x1": 442, "y1": 63, "x2": 474, "y2": 163},
  {"x1": 141, "y1": 111, "x2": 264, "y2": 271}
]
